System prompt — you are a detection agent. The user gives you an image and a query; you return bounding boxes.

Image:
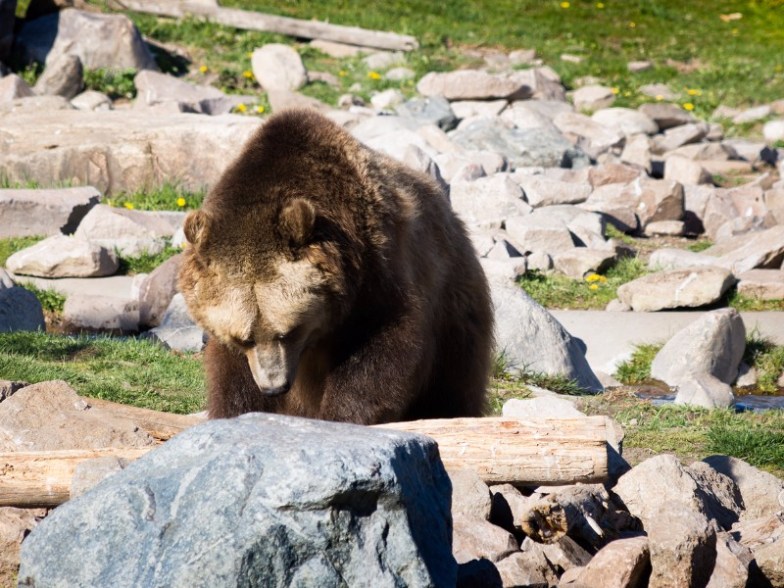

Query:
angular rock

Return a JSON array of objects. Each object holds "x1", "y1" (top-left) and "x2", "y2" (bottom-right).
[
  {"x1": 33, "y1": 53, "x2": 83, "y2": 99},
  {"x1": 370, "y1": 88, "x2": 405, "y2": 111},
  {"x1": 449, "y1": 174, "x2": 529, "y2": 228},
  {"x1": 638, "y1": 102, "x2": 695, "y2": 131},
  {"x1": 703, "y1": 185, "x2": 774, "y2": 242},
  {"x1": 737, "y1": 269, "x2": 784, "y2": 300},
  {"x1": 674, "y1": 373, "x2": 735, "y2": 409},
  {"x1": 479, "y1": 258, "x2": 527, "y2": 283},
  {"x1": 490, "y1": 280, "x2": 603, "y2": 392},
  {"x1": 620, "y1": 133, "x2": 653, "y2": 173},
  {"x1": 687, "y1": 461, "x2": 744, "y2": 531},
  {"x1": 0, "y1": 185, "x2": 100, "y2": 238},
  {"x1": 706, "y1": 531, "x2": 752, "y2": 588},
  {"x1": 495, "y1": 551, "x2": 555, "y2": 588},
  {"x1": 489, "y1": 484, "x2": 532, "y2": 533},
  {"x1": 19, "y1": 414, "x2": 456, "y2": 587},
  {"x1": 0, "y1": 269, "x2": 45, "y2": 333},
  {"x1": 450, "y1": 118, "x2": 590, "y2": 169},
  {"x1": 0, "y1": 73, "x2": 35, "y2": 102},
  {"x1": 137, "y1": 253, "x2": 183, "y2": 328},
  {"x1": 579, "y1": 183, "x2": 639, "y2": 233},
  {"x1": 521, "y1": 535, "x2": 592, "y2": 576},
  {"x1": 0, "y1": 109, "x2": 261, "y2": 194},
  {"x1": 499, "y1": 100, "x2": 572, "y2": 130},
  {"x1": 396, "y1": 95, "x2": 458, "y2": 131},
  {"x1": 703, "y1": 225, "x2": 784, "y2": 274},
  {"x1": 134, "y1": 70, "x2": 245, "y2": 115},
  {"x1": 70, "y1": 89, "x2": 113, "y2": 111},
  {"x1": 252, "y1": 43, "x2": 308, "y2": 92},
  {"x1": 0, "y1": 380, "x2": 154, "y2": 451},
  {"x1": 417, "y1": 69, "x2": 535, "y2": 101},
  {"x1": 561, "y1": 535, "x2": 650, "y2": 588},
  {"x1": 651, "y1": 308, "x2": 745, "y2": 387},
  {"x1": 145, "y1": 293, "x2": 204, "y2": 352},
  {"x1": 653, "y1": 122, "x2": 710, "y2": 153},
  {"x1": 16, "y1": 9, "x2": 157, "y2": 71},
  {"x1": 647, "y1": 509, "x2": 717, "y2": 588},
  {"x1": 553, "y1": 248, "x2": 616, "y2": 279},
  {"x1": 74, "y1": 204, "x2": 173, "y2": 257},
  {"x1": 572, "y1": 85, "x2": 615, "y2": 113},
  {"x1": 505, "y1": 213, "x2": 576, "y2": 254},
  {"x1": 6, "y1": 234, "x2": 118, "y2": 278},
  {"x1": 704, "y1": 456, "x2": 784, "y2": 521},
  {"x1": 0, "y1": 507, "x2": 46, "y2": 588},
  {"x1": 514, "y1": 174, "x2": 592, "y2": 208},
  {"x1": 63, "y1": 294, "x2": 139, "y2": 332},
  {"x1": 648, "y1": 246, "x2": 719, "y2": 271},
  {"x1": 592, "y1": 107, "x2": 658, "y2": 136},
  {"x1": 450, "y1": 469, "x2": 492, "y2": 521},
  {"x1": 732, "y1": 105, "x2": 771, "y2": 125},
  {"x1": 633, "y1": 177, "x2": 684, "y2": 228},
  {"x1": 553, "y1": 111, "x2": 625, "y2": 159},
  {"x1": 664, "y1": 155, "x2": 713, "y2": 185},
  {"x1": 451, "y1": 99, "x2": 508, "y2": 120},
  {"x1": 643, "y1": 220, "x2": 685, "y2": 237},
  {"x1": 616, "y1": 267, "x2": 735, "y2": 311},
  {"x1": 453, "y1": 513, "x2": 518, "y2": 565}
]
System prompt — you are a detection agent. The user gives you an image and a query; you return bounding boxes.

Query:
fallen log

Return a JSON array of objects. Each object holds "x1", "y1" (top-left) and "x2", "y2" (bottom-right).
[
  {"x1": 111, "y1": 0, "x2": 419, "y2": 52},
  {"x1": 0, "y1": 416, "x2": 608, "y2": 508}
]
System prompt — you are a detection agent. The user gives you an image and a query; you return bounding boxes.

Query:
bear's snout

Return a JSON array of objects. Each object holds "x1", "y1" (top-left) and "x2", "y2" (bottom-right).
[{"x1": 260, "y1": 380, "x2": 292, "y2": 397}]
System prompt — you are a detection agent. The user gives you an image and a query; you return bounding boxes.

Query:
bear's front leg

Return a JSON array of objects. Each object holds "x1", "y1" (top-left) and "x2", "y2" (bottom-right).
[{"x1": 317, "y1": 315, "x2": 427, "y2": 425}]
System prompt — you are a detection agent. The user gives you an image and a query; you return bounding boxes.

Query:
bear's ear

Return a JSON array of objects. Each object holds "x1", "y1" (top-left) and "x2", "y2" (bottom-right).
[
  {"x1": 183, "y1": 210, "x2": 210, "y2": 246},
  {"x1": 279, "y1": 198, "x2": 316, "y2": 247}
]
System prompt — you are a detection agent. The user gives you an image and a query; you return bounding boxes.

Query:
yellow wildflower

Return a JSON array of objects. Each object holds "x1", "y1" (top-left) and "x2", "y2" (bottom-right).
[
  {"x1": 235, "y1": 103, "x2": 248, "y2": 113},
  {"x1": 255, "y1": 105, "x2": 266, "y2": 114},
  {"x1": 339, "y1": 70, "x2": 348, "y2": 77},
  {"x1": 683, "y1": 102, "x2": 695, "y2": 111},
  {"x1": 176, "y1": 197, "x2": 186, "y2": 207},
  {"x1": 687, "y1": 88, "x2": 702, "y2": 96},
  {"x1": 123, "y1": 202, "x2": 134, "y2": 210},
  {"x1": 368, "y1": 71, "x2": 382, "y2": 81},
  {"x1": 589, "y1": 284, "x2": 600, "y2": 291},
  {"x1": 198, "y1": 65, "x2": 208, "y2": 74},
  {"x1": 629, "y1": 21, "x2": 636, "y2": 28},
  {"x1": 655, "y1": 94, "x2": 664, "y2": 101},
  {"x1": 242, "y1": 70, "x2": 253, "y2": 79},
  {"x1": 611, "y1": 87, "x2": 620, "y2": 95},
  {"x1": 596, "y1": 2, "x2": 604, "y2": 7},
  {"x1": 560, "y1": 1, "x2": 570, "y2": 8}
]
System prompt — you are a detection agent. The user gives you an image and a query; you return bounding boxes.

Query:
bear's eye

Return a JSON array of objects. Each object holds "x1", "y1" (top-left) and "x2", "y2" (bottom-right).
[{"x1": 233, "y1": 337, "x2": 255, "y2": 349}]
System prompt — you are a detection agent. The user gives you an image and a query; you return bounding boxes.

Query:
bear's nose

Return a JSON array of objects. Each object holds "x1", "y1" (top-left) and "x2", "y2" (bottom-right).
[{"x1": 262, "y1": 381, "x2": 291, "y2": 396}]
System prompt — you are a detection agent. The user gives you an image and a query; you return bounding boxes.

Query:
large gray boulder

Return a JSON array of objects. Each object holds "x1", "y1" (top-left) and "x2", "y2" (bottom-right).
[
  {"x1": 6, "y1": 234, "x2": 118, "y2": 278},
  {"x1": 0, "y1": 186, "x2": 100, "y2": 238},
  {"x1": 491, "y1": 279, "x2": 603, "y2": 392},
  {"x1": 18, "y1": 414, "x2": 456, "y2": 587},
  {"x1": 0, "y1": 269, "x2": 45, "y2": 333}
]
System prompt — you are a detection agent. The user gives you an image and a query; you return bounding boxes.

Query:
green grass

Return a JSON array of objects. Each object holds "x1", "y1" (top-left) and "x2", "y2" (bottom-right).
[
  {"x1": 17, "y1": 282, "x2": 66, "y2": 314},
  {"x1": 83, "y1": 68, "x2": 138, "y2": 100},
  {"x1": 0, "y1": 236, "x2": 43, "y2": 267},
  {"x1": 105, "y1": 183, "x2": 205, "y2": 212},
  {"x1": 725, "y1": 289, "x2": 784, "y2": 312},
  {"x1": 0, "y1": 331, "x2": 205, "y2": 413},
  {"x1": 117, "y1": 242, "x2": 182, "y2": 275},
  {"x1": 614, "y1": 343, "x2": 664, "y2": 385},
  {"x1": 579, "y1": 390, "x2": 784, "y2": 477},
  {"x1": 518, "y1": 256, "x2": 649, "y2": 310}
]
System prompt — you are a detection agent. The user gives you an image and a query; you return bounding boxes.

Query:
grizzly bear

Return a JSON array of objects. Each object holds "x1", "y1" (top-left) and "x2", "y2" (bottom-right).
[{"x1": 178, "y1": 108, "x2": 493, "y2": 424}]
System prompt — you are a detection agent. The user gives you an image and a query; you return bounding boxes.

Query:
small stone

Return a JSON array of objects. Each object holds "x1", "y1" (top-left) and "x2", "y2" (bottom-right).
[
  {"x1": 572, "y1": 85, "x2": 615, "y2": 113},
  {"x1": 664, "y1": 155, "x2": 713, "y2": 185},
  {"x1": 449, "y1": 469, "x2": 492, "y2": 521},
  {"x1": 251, "y1": 43, "x2": 307, "y2": 92},
  {"x1": 628, "y1": 60, "x2": 653, "y2": 73},
  {"x1": 452, "y1": 513, "x2": 518, "y2": 564},
  {"x1": 33, "y1": 53, "x2": 83, "y2": 99},
  {"x1": 6, "y1": 235, "x2": 118, "y2": 278}
]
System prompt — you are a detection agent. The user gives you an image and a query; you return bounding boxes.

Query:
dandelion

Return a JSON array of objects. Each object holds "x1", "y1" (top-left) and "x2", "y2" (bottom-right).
[
  {"x1": 255, "y1": 105, "x2": 266, "y2": 114},
  {"x1": 339, "y1": 70, "x2": 348, "y2": 77},
  {"x1": 246, "y1": 52, "x2": 253, "y2": 59},
  {"x1": 628, "y1": 21, "x2": 636, "y2": 28},
  {"x1": 198, "y1": 65, "x2": 208, "y2": 74},
  {"x1": 176, "y1": 197, "x2": 187, "y2": 207},
  {"x1": 242, "y1": 70, "x2": 253, "y2": 79},
  {"x1": 235, "y1": 103, "x2": 248, "y2": 113},
  {"x1": 611, "y1": 87, "x2": 620, "y2": 95},
  {"x1": 560, "y1": 1, "x2": 570, "y2": 8},
  {"x1": 683, "y1": 102, "x2": 695, "y2": 111},
  {"x1": 123, "y1": 202, "x2": 134, "y2": 210},
  {"x1": 687, "y1": 88, "x2": 702, "y2": 96},
  {"x1": 596, "y1": 2, "x2": 604, "y2": 7},
  {"x1": 368, "y1": 71, "x2": 382, "y2": 81},
  {"x1": 655, "y1": 94, "x2": 664, "y2": 101},
  {"x1": 589, "y1": 284, "x2": 600, "y2": 291}
]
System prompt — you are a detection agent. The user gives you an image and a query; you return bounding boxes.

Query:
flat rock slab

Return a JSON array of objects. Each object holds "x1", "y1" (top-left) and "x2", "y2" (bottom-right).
[
  {"x1": 617, "y1": 266, "x2": 735, "y2": 311},
  {"x1": 0, "y1": 186, "x2": 101, "y2": 238},
  {"x1": 6, "y1": 234, "x2": 118, "y2": 278},
  {"x1": 18, "y1": 414, "x2": 456, "y2": 587},
  {"x1": 0, "y1": 109, "x2": 261, "y2": 194}
]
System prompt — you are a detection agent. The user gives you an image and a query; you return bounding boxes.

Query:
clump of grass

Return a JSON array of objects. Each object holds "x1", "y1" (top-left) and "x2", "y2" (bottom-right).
[
  {"x1": 18, "y1": 282, "x2": 66, "y2": 314},
  {"x1": 614, "y1": 343, "x2": 664, "y2": 385},
  {"x1": 743, "y1": 331, "x2": 784, "y2": 394},
  {"x1": 83, "y1": 68, "x2": 138, "y2": 100},
  {"x1": 0, "y1": 236, "x2": 44, "y2": 267},
  {"x1": 686, "y1": 239, "x2": 713, "y2": 253},
  {"x1": 117, "y1": 242, "x2": 182, "y2": 275},
  {"x1": 106, "y1": 183, "x2": 205, "y2": 212},
  {"x1": 725, "y1": 289, "x2": 784, "y2": 312},
  {"x1": 0, "y1": 331, "x2": 205, "y2": 413},
  {"x1": 706, "y1": 411, "x2": 784, "y2": 471}
]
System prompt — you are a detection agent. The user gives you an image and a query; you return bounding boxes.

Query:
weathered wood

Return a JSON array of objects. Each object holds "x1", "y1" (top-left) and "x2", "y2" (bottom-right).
[
  {"x1": 0, "y1": 416, "x2": 608, "y2": 508},
  {"x1": 375, "y1": 416, "x2": 609, "y2": 485},
  {"x1": 111, "y1": 0, "x2": 419, "y2": 52},
  {"x1": 0, "y1": 448, "x2": 152, "y2": 508},
  {"x1": 84, "y1": 397, "x2": 205, "y2": 442}
]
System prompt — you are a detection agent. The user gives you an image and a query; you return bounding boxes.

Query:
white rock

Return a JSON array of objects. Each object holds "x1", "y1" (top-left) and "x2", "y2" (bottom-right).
[
  {"x1": 251, "y1": 44, "x2": 307, "y2": 92},
  {"x1": 674, "y1": 373, "x2": 735, "y2": 409},
  {"x1": 6, "y1": 235, "x2": 118, "y2": 278},
  {"x1": 763, "y1": 119, "x2": 784, "y2": 143},
  {"x1": 617, "y1": 267, "x2": 735, "y2": 311},
  {"x1": 449, "y1": 174, "x2": 529, "y2": 229},
  {"x1": 74, "y1": 205, "x2": 173, "y2": 257},
  {"x1": 591, "y1": 107, "x2": 658, "y2": 136},
  {"x1": 663, "y1": 155, "x2": 713, "y2": 185},
  {"x1": 572, "y1": 85, "x2": 615, "y2": 112}
]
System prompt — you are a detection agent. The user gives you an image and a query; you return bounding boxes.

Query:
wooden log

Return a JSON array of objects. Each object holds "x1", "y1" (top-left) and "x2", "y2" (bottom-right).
[
  {"x1": 111, "y1": 0, "x2": 419, "y2": 52},
  {"x1": 0, "y1": 448, "x2": 152, "y2": 508},
  {"x1": 0, "y1": 416, "x2": 608, "y2": 508}
]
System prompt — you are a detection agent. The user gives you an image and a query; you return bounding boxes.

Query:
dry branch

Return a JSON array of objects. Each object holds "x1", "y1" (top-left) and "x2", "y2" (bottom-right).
[
  {"x1": 1, "y1": 416, "x2": 609, "y2": 508},
  {"x1": 111, "y1": 0, "x2": 419, "y2": 52}
]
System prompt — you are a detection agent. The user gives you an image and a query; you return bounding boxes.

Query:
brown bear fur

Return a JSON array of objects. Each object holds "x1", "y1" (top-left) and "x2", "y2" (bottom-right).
[{"x1": 178, "y1": 108, "x2": 493, "y2": 424}]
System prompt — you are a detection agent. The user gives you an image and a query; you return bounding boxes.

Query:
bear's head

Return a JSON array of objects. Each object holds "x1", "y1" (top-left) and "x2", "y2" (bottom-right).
[{"x1": 179, "y1": 197, "x2": 345, "y2": 396}]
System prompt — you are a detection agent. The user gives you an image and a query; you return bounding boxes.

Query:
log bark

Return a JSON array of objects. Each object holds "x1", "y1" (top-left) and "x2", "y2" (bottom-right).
[
  {"x1": 111, "y1": 0, "x2": 419, "y2": 52},
  {"x1": 0, "y1": 416, "x2": 608, "y2": 508}
]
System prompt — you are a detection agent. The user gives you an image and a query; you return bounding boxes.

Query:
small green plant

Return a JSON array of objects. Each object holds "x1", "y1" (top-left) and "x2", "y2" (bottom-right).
[
  {"x1": 614, "y1": 343, "x2": 664, "y2": 385},
  {"x1": 106, "y1": 183, "x2": 205, "y2": 212},
  {"x1": 686, "y1": 239, "x2": 713, "y2": 253},
  {"x1": 0, "y1": 236, "x2": 44, "y2": 267},
  {"x1": 18, "y1": 282, "x2": 66, "y2": 314},
  {"x1": 83, "y1": 68, "x2": 138, "y2": 100},
  {"x1": 725, "y1": 289, "x2": 784, "y2": 312},
  {"x1": 743, "y1": 331, "x2": 784, "y2": 394},
  {"x1": 117, "y1": 242, "x2": 182, "y2": 275}
]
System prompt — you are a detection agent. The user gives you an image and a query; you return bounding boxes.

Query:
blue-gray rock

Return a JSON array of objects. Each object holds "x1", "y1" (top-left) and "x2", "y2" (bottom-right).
[
  {"x1": 0, "y1": 270, "x2": 45, "y2": 333},
  {"x1": 18, "y1": 414, "x2": 456, "y2": 588},
  {"x1": 490, "y1": 279, "x2": 603, "y2": 392},
  {"x1": 450, "y1": 119, "x2": 590, "y2": 170},
  {"x1": 396, "y1": 95, "x2": 458, "y2": 131},
  {"x1": 145, "y1": 293, "x2": 205, "y2": 352}
]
